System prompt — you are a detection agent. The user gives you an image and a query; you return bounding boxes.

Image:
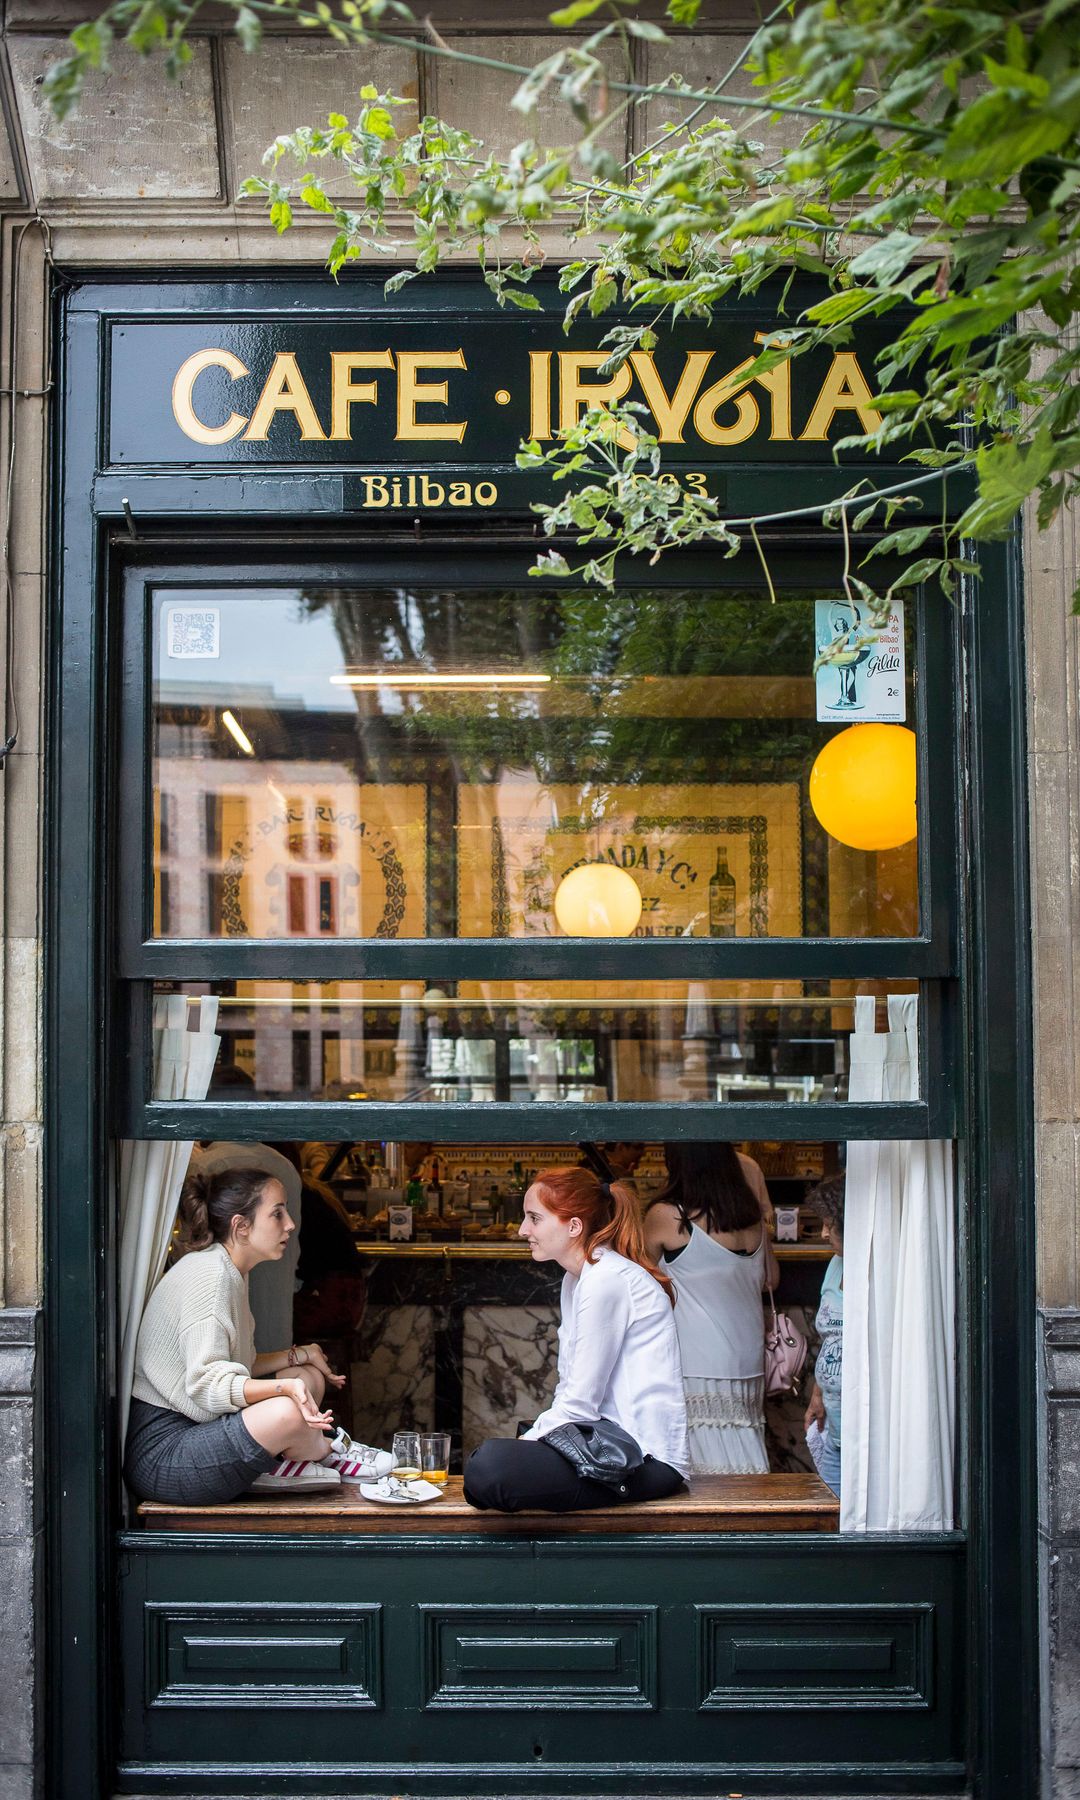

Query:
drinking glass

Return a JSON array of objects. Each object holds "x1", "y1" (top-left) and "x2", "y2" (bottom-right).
[
  {"x1": 391, "y1": 1431, "x2": 421, "y2": 1481},
  {"x1": 421, "y1": 1432, "x2": 451, "y2": 1486}
]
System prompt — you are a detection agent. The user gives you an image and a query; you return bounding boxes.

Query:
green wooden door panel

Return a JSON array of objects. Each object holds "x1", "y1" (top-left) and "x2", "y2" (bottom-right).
[
  {"x1": 146, "y1": 1601, "x2": 382, "y2": 1708},
  {"x1": 421, "y1": 1605, "x2": 655, "y2": 1708},
  {"x1": 697, "y1": 1603, "x2": 933, "y2": 1706},
  {"x1": 118, "y1": 1534, "x2": 965, "y2": 1793}
]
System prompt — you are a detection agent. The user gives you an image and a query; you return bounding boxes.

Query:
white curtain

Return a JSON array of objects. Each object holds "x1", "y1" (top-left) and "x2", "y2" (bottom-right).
[
  {"x1": 840, "y1": 993, "x2": 955, "y2": 1533},
  {"x1": 117, "y1": 994, "x2": 221, "y2": 1451}
]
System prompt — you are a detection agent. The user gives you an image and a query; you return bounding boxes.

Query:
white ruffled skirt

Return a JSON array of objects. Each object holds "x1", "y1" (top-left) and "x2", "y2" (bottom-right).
[{"x1": 684, "y1": 1375, "x2": 768, "y2": 1475}]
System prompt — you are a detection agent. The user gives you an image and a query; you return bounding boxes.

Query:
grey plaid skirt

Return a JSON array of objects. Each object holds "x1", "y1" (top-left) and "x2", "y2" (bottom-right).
[{"x1": 125, "y1": 1399, "x2": 276, "y2": 1504}]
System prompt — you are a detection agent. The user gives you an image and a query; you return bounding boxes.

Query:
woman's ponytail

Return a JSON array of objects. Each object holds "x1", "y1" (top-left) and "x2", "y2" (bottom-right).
[
  {"x1": 178, "y1": 1170, "x2": 213, "y2": 1250},
  {"x1": 602, "y1": 1179, "x2": 676, "y2": 1306}
]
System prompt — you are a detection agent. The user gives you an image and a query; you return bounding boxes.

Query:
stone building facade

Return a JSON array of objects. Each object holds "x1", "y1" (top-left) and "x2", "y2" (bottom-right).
[{"x1": 0, "y1": 3, "x2": 1074, "y2": 1796}]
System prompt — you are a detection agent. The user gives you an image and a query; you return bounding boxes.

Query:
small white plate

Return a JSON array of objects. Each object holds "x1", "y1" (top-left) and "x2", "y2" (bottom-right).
[{"x1": 359, "y1": 1479, "x2": 443, "y2": 1505}]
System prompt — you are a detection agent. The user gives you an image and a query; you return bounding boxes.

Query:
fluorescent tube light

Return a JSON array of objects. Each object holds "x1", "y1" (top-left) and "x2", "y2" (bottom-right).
[
  {"x1": 221, "y1": 709, "x2": 255, "y2": 755},
  {"x1": 330, "y1": 672, "x2": 551, "y2": 690}
]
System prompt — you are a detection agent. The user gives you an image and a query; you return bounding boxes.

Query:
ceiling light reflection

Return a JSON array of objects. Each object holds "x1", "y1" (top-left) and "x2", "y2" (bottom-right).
[
  {"x1": 221, "y1": 709, "x2": 255, "y2": 755},
  {"x1": 330, "y1": 672, "x2": 551, "y2": 690}
]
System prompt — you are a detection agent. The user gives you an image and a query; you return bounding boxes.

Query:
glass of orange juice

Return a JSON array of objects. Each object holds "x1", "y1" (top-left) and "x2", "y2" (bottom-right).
[{"x1": 421, "y1": 1432, "x2": 451, "y2": 1486}]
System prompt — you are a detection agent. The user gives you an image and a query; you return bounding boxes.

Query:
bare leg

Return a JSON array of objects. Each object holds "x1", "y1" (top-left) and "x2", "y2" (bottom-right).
[
  {"x1": 239, "y1": 1386, "x2": 332, "y2": 1464},
  {"x1": 289, "y1": 1364, "x2": 327, "y2": 1406}
]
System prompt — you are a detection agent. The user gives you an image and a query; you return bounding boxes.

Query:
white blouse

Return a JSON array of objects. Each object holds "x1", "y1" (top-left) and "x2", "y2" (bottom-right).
[{"x1": 524, "y1": 1247, "x2": 690, "y2": 1476}]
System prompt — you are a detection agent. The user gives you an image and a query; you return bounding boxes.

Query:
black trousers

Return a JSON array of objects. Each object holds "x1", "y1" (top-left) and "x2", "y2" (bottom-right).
[{"x1": 463, "y1": 1435, "x2": 686, "y2": 1513}]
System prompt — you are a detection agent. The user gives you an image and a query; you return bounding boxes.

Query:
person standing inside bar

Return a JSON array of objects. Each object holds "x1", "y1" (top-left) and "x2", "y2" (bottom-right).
[{"x1": 644, "y1": 1142, "x2": 778, "y2": 1475}]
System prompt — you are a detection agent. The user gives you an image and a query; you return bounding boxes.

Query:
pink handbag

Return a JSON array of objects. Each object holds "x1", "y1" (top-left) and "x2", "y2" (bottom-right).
[{"x1": 764, "y1": 1283, "x2": 808, "y2": 1396}]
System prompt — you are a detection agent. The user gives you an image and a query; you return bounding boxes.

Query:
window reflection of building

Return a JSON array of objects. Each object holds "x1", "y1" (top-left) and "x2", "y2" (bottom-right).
[
  {"x1": 154, "y1": 755, "x2": 367, "y2": 938},
  {"x1": 154, "y1": 587, "x2": 919, "y2": 1102}
]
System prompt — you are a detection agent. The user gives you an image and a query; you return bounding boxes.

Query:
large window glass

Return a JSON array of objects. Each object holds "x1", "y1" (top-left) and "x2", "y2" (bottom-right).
[
  {"x1": 151, "y1": 584, "x2": 919, "y2": 941},
  {"x1": 158, "y1": 976, "x2": 918, "y2": 1105}
]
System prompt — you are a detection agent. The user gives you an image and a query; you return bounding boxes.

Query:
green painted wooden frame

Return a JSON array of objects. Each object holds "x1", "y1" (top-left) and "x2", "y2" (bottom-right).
[
  {"x1": 44, "y1": 274, "x2": 1037, "y2": 1800},
  {"x1": 113, "y1": 549, "x2": 958, "y2": 1142}
]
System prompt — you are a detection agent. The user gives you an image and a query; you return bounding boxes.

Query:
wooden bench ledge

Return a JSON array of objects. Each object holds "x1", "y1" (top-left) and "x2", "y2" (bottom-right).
[{"x1": 136, "y1": 1472, "x2": 838, "y2": 1535}]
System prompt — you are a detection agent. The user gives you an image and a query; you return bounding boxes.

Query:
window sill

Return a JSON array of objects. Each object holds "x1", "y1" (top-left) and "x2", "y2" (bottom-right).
[{"x1": 135, "y1": 1473, "x2": 839, "y2": 1536}]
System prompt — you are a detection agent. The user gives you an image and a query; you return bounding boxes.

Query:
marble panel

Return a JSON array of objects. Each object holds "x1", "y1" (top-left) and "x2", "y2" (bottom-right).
[
  {"x1": 461, "y1": 1304, "x2": 559, "y2": 1457},
  {"x1": 349, "y1": 1304, "x2": 435, "y2": 1449}
]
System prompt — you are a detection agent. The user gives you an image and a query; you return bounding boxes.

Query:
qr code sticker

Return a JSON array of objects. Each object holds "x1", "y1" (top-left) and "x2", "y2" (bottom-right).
[{"x1": 167, "y1": 606, "x2": 220, "y2": 660}]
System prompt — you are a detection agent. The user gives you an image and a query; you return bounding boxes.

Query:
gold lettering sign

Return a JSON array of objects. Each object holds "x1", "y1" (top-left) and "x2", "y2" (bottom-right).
[
  {"x1": 395, "y1": 349, "x2": 468, "y2": 443},
  {"x1": 172, "y1": 348, "x2": 250, "y2": 445},
  {"x1": 169, "y1": 341, "x2": 883, "y2": 450}
]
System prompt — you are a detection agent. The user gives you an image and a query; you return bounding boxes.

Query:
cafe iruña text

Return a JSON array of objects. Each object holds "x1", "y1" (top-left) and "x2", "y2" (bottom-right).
[{"x1": 171, "y1": 338, "x2": 883, "y2": 508}]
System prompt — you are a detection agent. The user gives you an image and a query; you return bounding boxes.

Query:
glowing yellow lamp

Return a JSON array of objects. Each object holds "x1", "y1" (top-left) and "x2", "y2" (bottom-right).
[
  {"x1": 809, "y1": 723, "x2": 917, "y2": 851},
  {"x1": 554, "y1": 863, "x2": 643, "y2": 937}
]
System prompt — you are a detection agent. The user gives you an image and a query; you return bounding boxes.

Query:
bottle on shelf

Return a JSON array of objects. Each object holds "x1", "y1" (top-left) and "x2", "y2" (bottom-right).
[
  {"x1": 708, "y1": 844, "x2": 737, "y2": 937},
  {"x1": 425, "y1": 1156, "x2": 444, "y2": 1218}
]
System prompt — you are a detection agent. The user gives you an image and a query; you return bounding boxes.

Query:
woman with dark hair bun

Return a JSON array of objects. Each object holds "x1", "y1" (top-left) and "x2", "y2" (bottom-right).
[
  {"x1": 644, "y1": 1143, "x2": 779, "y2": 1476},
  {"x1": 124, "y1": 1165, "x2": 391, "y2": 1505},
  {"x1": 464, "y1": 1167, "x2": 688, "y2": 1513}
]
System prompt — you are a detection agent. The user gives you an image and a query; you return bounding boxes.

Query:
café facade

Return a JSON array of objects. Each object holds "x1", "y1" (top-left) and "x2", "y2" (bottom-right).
[{"x1": 0, "y1": 13, "x2": 1070, "y2": 1800}]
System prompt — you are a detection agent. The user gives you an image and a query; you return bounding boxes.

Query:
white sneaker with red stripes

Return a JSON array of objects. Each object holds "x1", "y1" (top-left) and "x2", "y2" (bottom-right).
[
  {"x1": 322, "y1": 1428, "x2": 393, "y2": 1483},
  {"x1": 248, "y1": 1457, "x2": 342, "y2": 1493}
]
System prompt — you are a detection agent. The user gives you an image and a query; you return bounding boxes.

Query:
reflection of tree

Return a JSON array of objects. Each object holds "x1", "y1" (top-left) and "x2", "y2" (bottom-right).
[{"x1": 298, "y1": 584, "x2": 828, "y2": 793}]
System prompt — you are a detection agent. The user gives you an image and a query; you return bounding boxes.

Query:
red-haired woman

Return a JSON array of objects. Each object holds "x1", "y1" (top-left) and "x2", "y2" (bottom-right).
[{"x1": 463, "y1": 1167, "x2": 689, "y2": 1512}]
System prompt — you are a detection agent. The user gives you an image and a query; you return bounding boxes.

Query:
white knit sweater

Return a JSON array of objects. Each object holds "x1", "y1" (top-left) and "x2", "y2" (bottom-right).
[{"x1": 131, "y1": 1241, "x2": 256, "y2": 1422}]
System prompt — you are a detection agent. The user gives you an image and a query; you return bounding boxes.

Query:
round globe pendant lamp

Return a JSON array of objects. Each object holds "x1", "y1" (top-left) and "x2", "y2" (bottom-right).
[
  {"x1": 809, "y1": 723, "x2": 917, "y2": 851},
  {"x1": 553, "y1": 863, "x2": 643, "y2": 937}
]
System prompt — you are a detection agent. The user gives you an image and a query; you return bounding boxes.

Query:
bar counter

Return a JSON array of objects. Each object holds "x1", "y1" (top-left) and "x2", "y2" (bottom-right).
[
  {"x1": 344, "y1": 1234, "x2": 829, "y2": 1471},
  {"x1": 354, "y1": 1238, "x2": 830, "y2": 1262}
]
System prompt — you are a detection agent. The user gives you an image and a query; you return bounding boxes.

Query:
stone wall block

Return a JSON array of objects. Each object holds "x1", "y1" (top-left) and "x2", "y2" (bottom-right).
[
  {"x1": 223, "y1": 39, "x2": 419, "y2": 202},
  {"x1": 4, "y1": 408, "x2": 46, "y2": 584},
  {"x1": 1, "y1": 938, "x2": 40, "y2": 1123},
  {"x1": 8, "y1": 579, "x2": 44, "y2": 764},
  {"x1": 1049, "y1": 1399, "x2": 1080, "y2": 1538},
  {"x1": 6, "y1": 0, "x2": 122, "y2": 19},
  {"x1": 2, "y1": 755, "x2": 43, "y2": 945},
  {"x1": 7, "y1": 37, "x2": 221, "y2": 202},
  {"x1": 1036, "y1": 1128, "x2": 1079, "y2": 1310},
  {"x1": 0, "y1": 1767, "x2": 37, "y2": 1800},
  {"x1": 0, "y1": 80, "x2": 25, "y2": 205},
  {"x1": 1042, "y1": 1312, "x2": 1080, "y2": 1797},
  {"x1": 1046, "y1": 1312, "x2": 1080, "y2": 1397},
  {"x1": 1, "y1": 1128, "x2": 42, "y2": 1312},
  {"x1": 435, "y1": 34, "x2": 628, "y2": 163},
  {"x1": 1031, "y1": 748, "x2": 1076, "y2": 1123},
  {"x1": 641, "y1": 35, "x2": 801, "y2": 160},
  {"x1": 0, "y1": 1541, "x2": 34, "y2": 1765},
  {"x1": 1026, "y1": 526, "x2": 1074, "y2": 756},
  {"x1": 0, "y1": 221, "x2": 50, "y2": 618},
  {"x1": 1051, "y1": 1543, "x2": 1080, "y2": 1768},
  {"x1": 0, "y1": 1404, "x2": 33, "y2": 1542}
]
